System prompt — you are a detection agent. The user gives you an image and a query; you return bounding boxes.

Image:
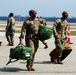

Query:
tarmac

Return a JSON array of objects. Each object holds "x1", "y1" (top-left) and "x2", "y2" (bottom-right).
[{"x1": 0, "y1": 32, "x2": 76, "y2": 75}]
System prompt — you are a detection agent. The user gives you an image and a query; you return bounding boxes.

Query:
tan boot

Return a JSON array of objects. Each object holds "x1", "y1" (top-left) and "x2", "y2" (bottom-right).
[
  {"x1": 26, "y1": 65, "x2": 32, "y2": 71},
  {"x1": 7, "y1": 41, "x2": 12, "y2": 46},
  {"x1": 7, "y1": 43, "x2": 10, "y2": 46},
  {"x1": 12, "y1": 43, "x2": 14, "y2": 46},
  {"x1": 31, "y1": 66, "x2": 35, "y2": 71},
  {"x1": 58, "y1": 58, "x2": 63, "y2": 64},
  {"x1": 11, "y1": 42, "x2": 14, "y2": 46},
  {"x1": 26, "y1": 65, "x2": 35, "y2": 71},
  {"x1": 53, "y1": 57, "x2": 58, "y2": 64}
]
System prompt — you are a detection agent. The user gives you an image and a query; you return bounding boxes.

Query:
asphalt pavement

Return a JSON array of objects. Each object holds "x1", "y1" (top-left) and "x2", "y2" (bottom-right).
[{"x1": 0, "y1": 32, "x2": 76, "y2": 75}]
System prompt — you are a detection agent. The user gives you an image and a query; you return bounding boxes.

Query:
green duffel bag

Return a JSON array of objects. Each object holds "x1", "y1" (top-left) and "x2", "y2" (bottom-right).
[
  {"x1": 38, "y1": 26, "x2": 53, "y2": 41},
  {"x1": 6, "y1": 44, "x2": 33, "y2": 65}
]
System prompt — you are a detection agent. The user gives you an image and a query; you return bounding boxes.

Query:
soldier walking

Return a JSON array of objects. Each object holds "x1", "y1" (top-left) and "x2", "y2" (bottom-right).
[
  {"x1": 5, "y1": 13, "x2": 15, "y2": 46},
  {"x1": 19, "y1": 10, "x2": 47, "y2": 71},
  {"x1": 53, "y1": 11, "x2": 68, "y2": 64},
  {"x1": 36, "y1": 16, "x2": 48, "y2": 49}
]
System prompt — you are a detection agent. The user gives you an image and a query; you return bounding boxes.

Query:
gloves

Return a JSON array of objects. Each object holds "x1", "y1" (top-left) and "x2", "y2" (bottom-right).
[
  {"x1": 40, "y1": 24, "x2": 43, "y2": 27},
  {"x1": 19, "y1": 37, "x2": 23, "y2": 44},
  {"x1": 65, "y1": 37, "x2": 68, "y2": 41},
  {"x1": 19, "y1": 41, "x2": 23, "y2": 44},
  {"x1": 54, "y1": 33, "x2": 58, "y2": 38}
]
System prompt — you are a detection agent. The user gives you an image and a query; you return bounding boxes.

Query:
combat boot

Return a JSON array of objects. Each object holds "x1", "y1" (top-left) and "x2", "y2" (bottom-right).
[
  {"x1": 53, "y1": 57, "x2": 58, "y2": 64},
  {"x1": 58, "y1": 58, "x2": 63, "y2": 64},
  {"x1": 26, "y1": 60, "x2": 32, "y2": 71},
  {"x1": 31, "y1": 65, "x2": 35, "y2": 71},
  {"x1": 0, "y1": 41, "x2": 2, "y2": 46},
  {"x1": 11, "y1": 42, "x2": 14, "y2": 46},
  {"x1": 26, "y1": 65, "x2": 32, "y2": 71},
  {"x1": 44, "y1": 43, "x2": 48, "y2": 49},
  {"x1": 7, "y1": 41, "x2": 12, "y2": 46}
]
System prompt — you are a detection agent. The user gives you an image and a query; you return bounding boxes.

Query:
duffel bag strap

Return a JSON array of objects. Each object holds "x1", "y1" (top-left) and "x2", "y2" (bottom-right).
[
  {"x1": 15, "y1": 44, "x2": 25, "y2": 48},
  {"x1": 6, "y1": 58, "x2": 19, "y2": 66}
]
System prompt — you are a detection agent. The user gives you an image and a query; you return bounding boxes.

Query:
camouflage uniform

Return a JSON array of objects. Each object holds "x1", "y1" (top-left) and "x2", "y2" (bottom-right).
[
  {"x1": 5, "y1": 16, "x2": 15, "y2": 45},
  {"x1": 37, "y1": 17, "x2": 48, "y2": 49},
  {"x1": 20, "y1": 16, "x2": 47, "y2": 70},
  {"x1": 53, "y1": 18, "x2": 68, "y2": 58}
]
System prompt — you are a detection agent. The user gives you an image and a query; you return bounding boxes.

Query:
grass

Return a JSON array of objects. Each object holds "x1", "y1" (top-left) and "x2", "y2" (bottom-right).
[
  {"x1": 70, "y1": 31, "x2": 76, "y2": 36},
  {"x1": 0, "y1": 30, "x2": 76, "y2": 36}
]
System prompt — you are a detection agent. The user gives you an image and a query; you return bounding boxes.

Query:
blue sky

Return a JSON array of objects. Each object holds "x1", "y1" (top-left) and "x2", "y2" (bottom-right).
[{"x1": 0, "y1": 0, "x2": 76, "y2": 18}]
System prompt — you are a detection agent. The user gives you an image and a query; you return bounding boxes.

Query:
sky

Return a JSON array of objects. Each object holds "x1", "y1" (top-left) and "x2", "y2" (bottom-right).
[{"x1": 0, "y1": 0, "x2": 76, "y2": 18}]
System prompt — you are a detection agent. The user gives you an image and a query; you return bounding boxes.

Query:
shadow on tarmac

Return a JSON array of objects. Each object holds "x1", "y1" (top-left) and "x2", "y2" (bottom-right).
[
  {"x1": 0, "y1": 61, "x2": 54, "y2": 72},
  {"x1": 20, "y1": 61, "x2": 54, "y2": 64},
  {"x1": 0, "y1": 67, "x2": 27, "y2": 72},
  {"x1": 0, "y1": 67, "x2": 76, "y2": 73}
]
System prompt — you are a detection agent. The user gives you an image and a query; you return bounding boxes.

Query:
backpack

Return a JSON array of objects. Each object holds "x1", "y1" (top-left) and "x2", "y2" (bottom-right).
[{"x1": 6, "y1": 44, "x2": 33, "y2": 65}]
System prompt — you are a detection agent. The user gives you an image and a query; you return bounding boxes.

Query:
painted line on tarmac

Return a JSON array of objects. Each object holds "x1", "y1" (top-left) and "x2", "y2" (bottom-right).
[
  {"x1": 0, "y1": 32, "x2": 20, "y2": 36},
  {"x1": 0, "y1": 32, "x2": 76, "y2": 37}
]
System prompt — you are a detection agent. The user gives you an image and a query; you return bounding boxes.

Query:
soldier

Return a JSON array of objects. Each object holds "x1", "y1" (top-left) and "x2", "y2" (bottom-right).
[
  {"x1": 37, "y1": 16, "x2": 48, "y2": 49},
  {"x1": 19, "y1": 10, "x2": 47, "y2": 71},
  {"x1": 53, "y1": 11, "x2": 68, "y2": 64},
  {"x1": 5, "y1": 13, "x2": 15, "y2": 46}
]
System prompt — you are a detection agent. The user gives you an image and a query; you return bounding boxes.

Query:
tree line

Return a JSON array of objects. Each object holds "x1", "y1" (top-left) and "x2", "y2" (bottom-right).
[{"x1": 0, "y1": 15, "x2": 76, "y2": 23}]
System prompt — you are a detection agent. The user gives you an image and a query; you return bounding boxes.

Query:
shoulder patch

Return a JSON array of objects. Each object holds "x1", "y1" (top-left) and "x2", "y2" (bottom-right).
[{"x1": 56, "y1": 19, "x2": 61, "y2": 24}]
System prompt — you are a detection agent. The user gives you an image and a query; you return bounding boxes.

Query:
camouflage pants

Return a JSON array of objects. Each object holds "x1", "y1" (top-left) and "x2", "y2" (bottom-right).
[
  {"x1": 25, "y1": 37, "x2": 39, "y2": 66},
  {"x1": 5, "y1": 30, "x2": 15, "y2": 43},
  {"x1": 55, "y1": 38, "x2": 65, "y2": 58}
]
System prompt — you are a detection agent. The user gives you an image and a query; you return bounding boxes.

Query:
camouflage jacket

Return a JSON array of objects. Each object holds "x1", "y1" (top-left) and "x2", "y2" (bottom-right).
[
  {"x1": 53, "y1": 18, "x2": 68, "y2": 39},
  {"x1": 20, "y1": 17, "x2": 46, "y2": 39},
  {"x1": 6, "y1": 17, "x2": 15, "y2": 31}
]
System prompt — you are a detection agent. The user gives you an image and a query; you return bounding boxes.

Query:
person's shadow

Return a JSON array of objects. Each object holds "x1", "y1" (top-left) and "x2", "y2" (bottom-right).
[
  {"x1": 20, "y1": 61, "x2": 54, "y2": 64},
  {"x1": 0, "y1": 67, "x2": 26, "y2": 72},
  {"x1": 0, "y1": 61, "x2": 54, "y2": 72}
]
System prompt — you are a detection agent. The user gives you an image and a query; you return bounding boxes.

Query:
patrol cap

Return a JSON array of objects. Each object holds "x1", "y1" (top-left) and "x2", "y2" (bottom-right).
[
  {"x1": 29, "y1": 10, "x2": 37, "y2": 15},
  {"x1": 62, "y1": 11, "x2": 68, "y2": 15}
]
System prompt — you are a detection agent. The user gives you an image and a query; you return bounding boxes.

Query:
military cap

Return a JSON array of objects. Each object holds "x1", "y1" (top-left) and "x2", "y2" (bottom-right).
[
  {"x1": 62, "y1": 11, "x2": 68, "y2": 15},
  {"x1": 29, "y1": 10, "x2": 37, "y2": 15}
]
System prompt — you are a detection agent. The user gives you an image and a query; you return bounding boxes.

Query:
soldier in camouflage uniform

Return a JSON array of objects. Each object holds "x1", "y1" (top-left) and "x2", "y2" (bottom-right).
[
  {"x1": 53, "y1": 11, "x2": 68, "y2": 64},
  {"x1": 19, "y1": 10, "x2": 47, "y2": 71},
  {"x1": 5, "y1": 13, "x2": 15, "y2": 46},
  {"x1": 36, "y1": 16, "x2": 48, "y2": 49}
]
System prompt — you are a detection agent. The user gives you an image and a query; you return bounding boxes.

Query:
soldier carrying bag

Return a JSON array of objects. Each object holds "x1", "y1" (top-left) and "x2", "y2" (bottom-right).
[{"x1": 6, "y1": 44, "x2": 33, "y2": 65}]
